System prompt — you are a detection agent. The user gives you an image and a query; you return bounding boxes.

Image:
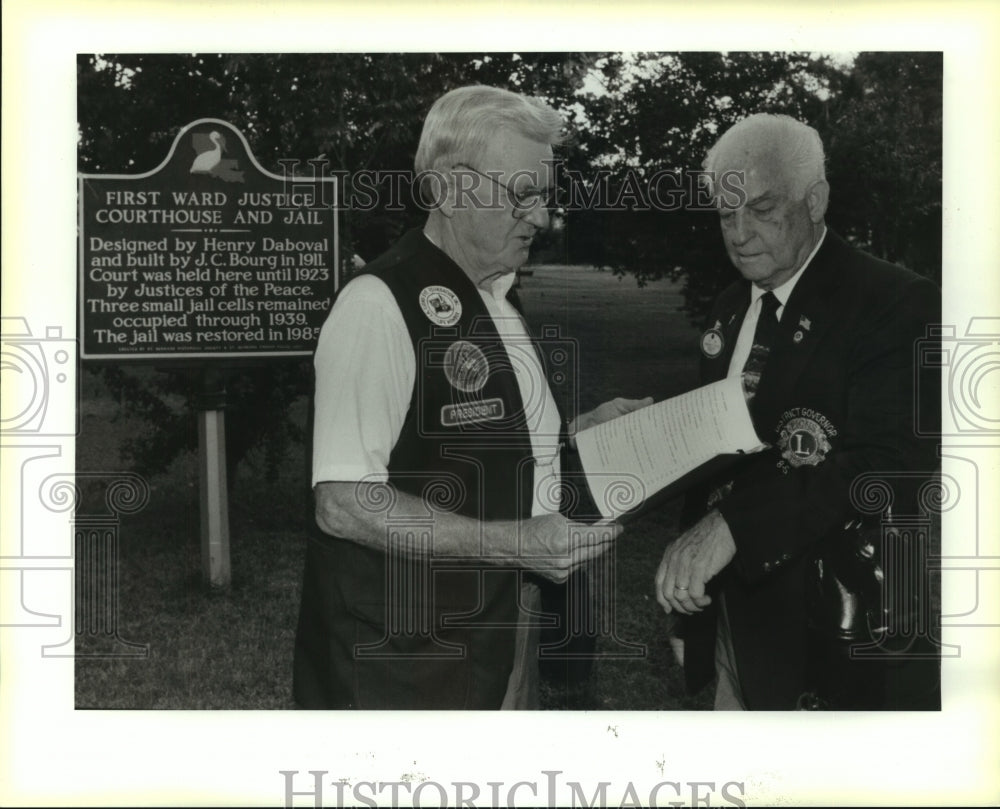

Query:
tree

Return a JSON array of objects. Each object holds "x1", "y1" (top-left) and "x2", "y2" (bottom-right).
[
  {"x1": 565, "y1": 52, "x2": 940, "y2": 323},
  {"x1": 566, "y1": 52, "x2": 851, "y2": 320},
  {"x1": 821, "y1": 52, "x2": 942, "y2": 286},
  {"x1": 77, "y1": 52, "x2": 594, "y2": 479},
  {"x1": 77, "y1": 52, "x2": 941, "y2": 478}
]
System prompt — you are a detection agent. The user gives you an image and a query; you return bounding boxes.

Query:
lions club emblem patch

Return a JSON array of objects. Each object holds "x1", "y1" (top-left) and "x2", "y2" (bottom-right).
[
  {"x1": 442, "y1": 340, "x2": 490, "y2": 393},
  {"x1": 776, "y1": 411, "x2": 834, "y2": 469},
  {"x1": 419, "y1": 285, "x2": 462, "y2": 326}
]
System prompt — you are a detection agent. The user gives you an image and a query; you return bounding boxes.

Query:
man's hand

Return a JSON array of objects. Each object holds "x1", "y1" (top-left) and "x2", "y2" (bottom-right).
[
  {"x1": 517, "y1": 513, "x2": 622, "y2": 584},
  {"x1": 568, "y1": 396, "x2": 653, "y2": 448},
  {"x1": 655, "y1": 510, "x2": 736, "y2": 615},
  {"x1": 317, "y1": 481, "x2": 622, "y2": 585}
]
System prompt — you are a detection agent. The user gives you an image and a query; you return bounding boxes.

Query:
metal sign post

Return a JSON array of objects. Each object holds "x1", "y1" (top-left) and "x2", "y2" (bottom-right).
[
  {"x1": 197, "y1": 370, "x2": 230, "y2": 588},
  {"x1": 78, "y1": 118, "x2": 340, "y2": 588}
]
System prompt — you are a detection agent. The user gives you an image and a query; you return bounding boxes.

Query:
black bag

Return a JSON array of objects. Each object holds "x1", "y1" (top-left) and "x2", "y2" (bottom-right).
[{"x1": 799, "y1": 511, "x2": 924, "y2": 709}]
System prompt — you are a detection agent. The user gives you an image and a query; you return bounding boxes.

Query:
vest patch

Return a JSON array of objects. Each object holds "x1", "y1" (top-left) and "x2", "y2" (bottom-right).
[
  {"x1": 776, "y1": 411, "x2": 834, "y2": 471},
  {"x1": 441, "y1": 398, "x2": 505, "y2": 427},
  {"x1": 442, "y1": 339, "x2": 490, "y2": 392},
  {"x1": 419, "y1": 285, "x2": 462, "y2": 326}
]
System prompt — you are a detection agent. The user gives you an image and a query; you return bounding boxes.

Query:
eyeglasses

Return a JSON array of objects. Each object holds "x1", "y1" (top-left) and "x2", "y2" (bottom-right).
[{"x1": 453, "y1": 163, "x2": 554, "y2": 218}]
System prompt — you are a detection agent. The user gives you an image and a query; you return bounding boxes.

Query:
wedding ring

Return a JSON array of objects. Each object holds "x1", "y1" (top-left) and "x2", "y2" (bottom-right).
[{"x1": 674, "y1": 585, "x2": 689, "y2": 591}]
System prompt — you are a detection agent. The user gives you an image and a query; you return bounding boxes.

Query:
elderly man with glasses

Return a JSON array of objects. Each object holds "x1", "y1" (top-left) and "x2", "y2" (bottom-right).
[{"x1": 293, "y1": 85, "x2": 646, "y2": 710}]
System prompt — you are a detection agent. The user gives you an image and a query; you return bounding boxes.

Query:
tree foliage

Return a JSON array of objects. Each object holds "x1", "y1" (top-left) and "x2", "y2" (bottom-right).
[
  {"x1": 77, "y1": 52, "x2": 596, "y2": 477},
  {"x1": 562, "y1": 51, "x2": 940, "y2": 317},
  {"x1": 822, "y1": 52, "x2": 942, "y2": 286},
  {"x1": 77, "y1": 51, "x2": 941, "y2": 477}
]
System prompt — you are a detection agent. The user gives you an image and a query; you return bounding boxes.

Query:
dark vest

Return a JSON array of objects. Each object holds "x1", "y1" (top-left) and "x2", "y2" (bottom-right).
[
  {"x1": 372, "y1": 229, "x2": 537, "y2": 522},
  {"x1": 294, "y1": 229, "x2": 539, "y2": 709}
]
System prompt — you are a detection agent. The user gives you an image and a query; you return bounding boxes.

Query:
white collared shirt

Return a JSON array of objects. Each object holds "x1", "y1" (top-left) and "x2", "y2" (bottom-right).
[
  {"x1": 727, "y1": 228, "x2": 827, "y2": 376},
  {"x1": 476, "y1": 273, "x2": 564, "y2": 513}
]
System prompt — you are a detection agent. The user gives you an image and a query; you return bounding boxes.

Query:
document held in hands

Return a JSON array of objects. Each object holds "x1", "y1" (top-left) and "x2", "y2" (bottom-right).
[{"x1": 575, "y1": 375, "x2": 764, "y2": 520}]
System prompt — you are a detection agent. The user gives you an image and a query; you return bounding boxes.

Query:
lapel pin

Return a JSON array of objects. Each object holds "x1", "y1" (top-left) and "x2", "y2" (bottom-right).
[
  {"x1": 701, "y1": 324, "x2": 724, "y2": 358},
  {"x1": 793, "y1": 330, "x2": 805, "y2": 344}
]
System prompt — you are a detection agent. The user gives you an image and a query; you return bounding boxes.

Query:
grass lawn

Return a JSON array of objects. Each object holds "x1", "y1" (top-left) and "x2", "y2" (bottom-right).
[{"x1": 74, "y1": 265, "x2": 712, "y2": 710}]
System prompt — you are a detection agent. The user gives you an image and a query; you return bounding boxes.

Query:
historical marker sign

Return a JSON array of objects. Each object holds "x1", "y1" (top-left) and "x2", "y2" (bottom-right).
[{"x1": 78, "y1": 118, "x2": 339, "y2": 360}]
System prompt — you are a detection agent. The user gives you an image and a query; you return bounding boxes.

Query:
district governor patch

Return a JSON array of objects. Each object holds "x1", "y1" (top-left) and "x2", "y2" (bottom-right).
[
  {"x1": 776, "y1": 412, "x2": 834, "y2": 470},
  {"x1": 419, "y1": 285, "x2": 462, "y2": 326}
]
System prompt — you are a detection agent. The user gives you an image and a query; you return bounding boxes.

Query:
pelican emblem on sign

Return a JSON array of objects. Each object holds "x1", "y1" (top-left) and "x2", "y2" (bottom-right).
[{"x1": 189, "y1": 131, "x2": 244, "y2": 183}]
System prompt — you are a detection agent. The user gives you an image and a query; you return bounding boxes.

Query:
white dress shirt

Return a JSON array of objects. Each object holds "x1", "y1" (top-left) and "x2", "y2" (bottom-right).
[{"x1": 727, "y1": 228, "x2": 827, "y2": 377}]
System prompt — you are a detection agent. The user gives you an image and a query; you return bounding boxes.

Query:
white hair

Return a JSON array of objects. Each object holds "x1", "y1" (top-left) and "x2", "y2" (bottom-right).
[
  {"x1": 703, "y1": 113, "x2": 826, "y2": 199},
  {"x1": 414, "y1": 85, "x2": 565, "y2": 178}
]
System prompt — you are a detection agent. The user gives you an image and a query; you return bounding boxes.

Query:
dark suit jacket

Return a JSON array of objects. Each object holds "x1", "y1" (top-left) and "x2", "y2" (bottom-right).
[{"x1": 682, "y1": 230, "x2": 941, "y2": 709}]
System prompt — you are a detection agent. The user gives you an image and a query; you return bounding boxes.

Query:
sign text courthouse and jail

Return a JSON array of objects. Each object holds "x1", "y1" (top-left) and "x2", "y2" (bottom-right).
[{"x1": 78, "y1": 118, "x2": 339, "y2": 361}]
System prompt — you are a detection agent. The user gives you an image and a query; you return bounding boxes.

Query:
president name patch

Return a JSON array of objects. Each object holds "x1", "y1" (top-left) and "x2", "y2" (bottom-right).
[{"x1": 441, "y1": 398, "x2": 505, "y2": 427}]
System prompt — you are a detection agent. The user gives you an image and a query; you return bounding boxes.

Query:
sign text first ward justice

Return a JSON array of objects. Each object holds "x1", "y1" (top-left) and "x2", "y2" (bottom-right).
[{"x1": 78, "y1": 118, "x2": 340, "y2": 361}]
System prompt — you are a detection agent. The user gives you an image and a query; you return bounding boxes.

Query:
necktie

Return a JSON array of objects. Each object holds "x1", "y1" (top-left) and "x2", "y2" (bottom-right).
[
  {"x1": 707, "y1": 293, "x2": 781, "y2": 509},
  {"x1": 741, "y1": 291, "x2": 780, "y2": 403}
]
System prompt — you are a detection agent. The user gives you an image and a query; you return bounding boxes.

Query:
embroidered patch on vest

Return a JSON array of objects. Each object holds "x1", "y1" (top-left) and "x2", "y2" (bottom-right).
[
  {"x1": 776, "y1": 408, "x2": 836, "y2": 470},
  {"x1": 442, "y1": 340, "x2": 490, "y2": 393},
  {"x1": 441, "y1": 398, "x2": 505, "y2": 427},
  {"x1": 419, "y1": 285, "x2": 462, "y2": 326}
]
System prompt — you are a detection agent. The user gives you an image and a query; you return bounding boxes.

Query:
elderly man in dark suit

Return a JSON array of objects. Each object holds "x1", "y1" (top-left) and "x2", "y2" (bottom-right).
[{"x1": 655, "y1": 113, "x2": 941, "y2": 710}]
